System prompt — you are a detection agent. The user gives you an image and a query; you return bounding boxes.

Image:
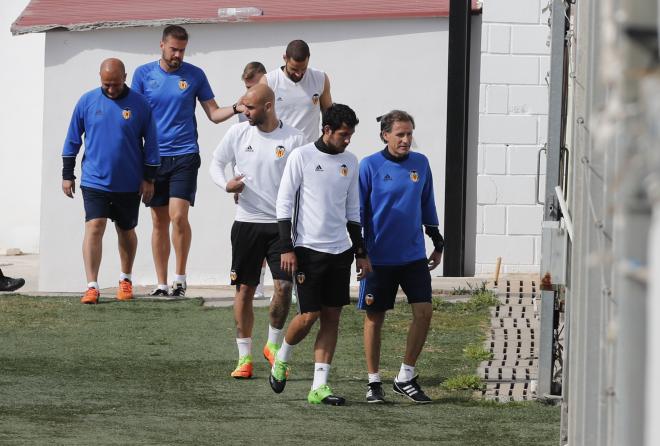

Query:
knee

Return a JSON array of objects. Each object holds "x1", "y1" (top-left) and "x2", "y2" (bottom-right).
[
  {"x1": 412, "y1": 303, "x2": 433, "y2": 322},
  {"x1": 299, "y1": 311, "x2": 320, "y2": 328},
  {"x1": 170, "y1": 211, "x2": 189, "y2": 229},
  {"x1": 235, "y1": 285, "x2": 256, "y2": 303},
  {"x1": 273, "y1": 280, "x2": 293, "y2": 299},
  {"x1": 86, "y1": 219, "x2": 106, "y2": 237}
]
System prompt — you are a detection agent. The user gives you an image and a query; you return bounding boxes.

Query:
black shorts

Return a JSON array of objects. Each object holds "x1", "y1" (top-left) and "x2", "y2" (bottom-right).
[
  {"x1": 357, "y1": 259, "x2": 432, "y2": 312},
  {"x1": 230, "y1": 221, "x2": 291, "y2": 286},
  {"x1": 81, "y1": 186, "x2": 141, "y2": 230},
  {"x1": 148, "y1": 152, "x2": 201, "y2": 207},
  {"x1": 294, "y1": 247, "x2": 353, "y2": 314}
]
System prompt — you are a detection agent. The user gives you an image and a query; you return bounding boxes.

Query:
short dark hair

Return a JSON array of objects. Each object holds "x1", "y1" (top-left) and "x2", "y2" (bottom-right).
[
  {"x1": 378, "y1": 110, "x2": 415, "y2": 142},
  {"x1": 322, "y1": 104, "x2": 359, "y2": 132},
  {"x1": 242, "y1": 61, "x2": 266, "y2": 80},
  {"x1": 285, "y1": 40, "x2": 310, "y2": 62},
  {"x1": 162, "y1": 25, "x2": 188, "y2": 42}
]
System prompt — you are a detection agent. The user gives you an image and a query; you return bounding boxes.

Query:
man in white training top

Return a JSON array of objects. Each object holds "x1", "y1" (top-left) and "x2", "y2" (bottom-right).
[
  {"x1": 210, "y1": 84, "x2": 305, "y2": 379},
  {"x1": 269, "y1": 103, "x2": 372, "y2": 406},
  {"x1": 260, "y1": 40, "x2": 332, "y2": 144}
]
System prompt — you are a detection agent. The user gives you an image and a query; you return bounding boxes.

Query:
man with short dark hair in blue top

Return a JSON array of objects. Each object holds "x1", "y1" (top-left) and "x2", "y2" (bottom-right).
[
  {"x1": 62, "y1": 58, "x2": 160, "y2": 305},
  {"x1": 132, "y1": 25, "x2": 240, "y2": 297},
  {"x1": 358, "y1": 110, "x2": 444, "y2": 404}
]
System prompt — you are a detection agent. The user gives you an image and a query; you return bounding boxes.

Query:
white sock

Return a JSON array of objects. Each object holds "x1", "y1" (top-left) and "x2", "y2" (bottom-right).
[
  {"x1": 396, "y1": 363, "x2": 415, "y2": 383},
  {"x1": 119, "y1": 272, "x2": 132, "y2": 281},
  {"x1": 276, "y1": 339, "x2": 294, "y2": 363},
  {"x1": 87, "y1": 281, "x2": 99, "y2": 289},
  {"x1": 312, "y1": 363, "x2": 331, "y2": 390},
  {"x1": 236, "y1": 337, "x2": 252, "y2": 358},
  {"x1": 157, "y1": 284, "x2": 168, "y2": 291},
  {"x1": 267, "y1": 325, "x2": 283, "y2": 346},
  {"x1": 174, "y1": 274, "x2": 186, "y2": 284},
  {"x1": 368, "y1": 372, "x2": 381, "y2": 384}
]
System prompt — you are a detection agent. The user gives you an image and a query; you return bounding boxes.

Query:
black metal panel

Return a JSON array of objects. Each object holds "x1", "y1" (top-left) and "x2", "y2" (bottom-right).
[{"x1": 443, "y1": 0, "x2": 472, "y2": 277}]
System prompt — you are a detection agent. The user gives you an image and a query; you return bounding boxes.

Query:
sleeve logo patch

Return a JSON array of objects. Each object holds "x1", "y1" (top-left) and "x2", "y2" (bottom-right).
[
  {"x1": 340, "y1": 164, "x2": 349, "y2": 177},
  {"x1": 275, "y1": 146, "x2": 286, "y2": 158},
  {"x1": 179, "y1": 79, "x2": 189, "y2": 90},
  {"x1": 122, "y1": 108, "x2": 132, "y2": 120},
  {"x1": 409, "y1": 170, "x2": 419, "y2": 182}
]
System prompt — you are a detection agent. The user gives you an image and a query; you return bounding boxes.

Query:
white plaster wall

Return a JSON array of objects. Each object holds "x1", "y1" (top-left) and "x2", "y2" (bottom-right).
[
  {"x1": 0, "y1": 0, "x2": 44, "y2": 253},
  {"x1": 39, "y1": 19, "x2": 449, "y2": 291},
  {"x1": 476, "y1": 0, "x2": 550, "y2": 275}
]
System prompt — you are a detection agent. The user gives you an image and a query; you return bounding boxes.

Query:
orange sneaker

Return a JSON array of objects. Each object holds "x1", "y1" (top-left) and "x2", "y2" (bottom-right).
[
  {"x1": 81, "y1": 287, "x2": 99, "y2": 304},
  {"x1": 230, "y1": 355, "x2": 253, "y2": 379},
  {"x1": 116, "y1": 279, "x2": 133, "y2": 301},
  {"x1": 263, "y1": 342, "x2": 279, "y2": 367}
]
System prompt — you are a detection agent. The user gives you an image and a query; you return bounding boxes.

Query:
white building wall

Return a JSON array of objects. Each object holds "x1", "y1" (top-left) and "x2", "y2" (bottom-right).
[
  {"x1": 476, "y1": 0, "x2": 550, "y2": 274},
  {"x1": 0, "y1": 0, "x2": 44, "y2": 254},
  {"x1": 39, "y1": 19, "x2": 450, "y2": 291}
]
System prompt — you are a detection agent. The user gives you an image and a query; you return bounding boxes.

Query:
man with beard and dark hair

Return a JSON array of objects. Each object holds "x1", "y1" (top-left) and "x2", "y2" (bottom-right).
[
  {"x1": 209, "y1": 84, "x2": 304, "y2": 379},
  {"x1": 269, "y1": 103, "x2": 372, "y2": 406},
  {"x1": 260, "y1": 40, "x2": 332, "y2": 144},
  {"x1": 132, "y1": 25, "x2": 239, "y2": 298},
  {"x1": 62, "y1": 58, "x2": 160, "y2": 304}
]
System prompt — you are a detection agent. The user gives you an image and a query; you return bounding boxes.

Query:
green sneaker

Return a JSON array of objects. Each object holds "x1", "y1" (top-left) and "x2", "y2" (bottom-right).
[
  {"x1": 269, "y1": 359, "x2": 289, "y2": 393},
  {"x1": 307, "y1": 384, "x2": 346, "y2": 406},
  {"x1": 230, "y1": 355, "x2": 253, "y2": 379},
  {"x1": 263, "y1": 341, "x2": 279, "y2": 366}
]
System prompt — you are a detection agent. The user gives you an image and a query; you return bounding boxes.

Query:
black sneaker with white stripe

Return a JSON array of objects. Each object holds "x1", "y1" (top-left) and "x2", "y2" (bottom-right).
[
  {"x1": 171, "y1": 282, "x2": 186, "y2": 297},
  {"x1": 366, "y1": 382, "x2": 386, "y2": 403},
  {"x1": 150, "y1": 288, "x2": 170, "y2": 297},
  {"x1": 393, "y1": 376, "x2": 431, "y2": 403}
]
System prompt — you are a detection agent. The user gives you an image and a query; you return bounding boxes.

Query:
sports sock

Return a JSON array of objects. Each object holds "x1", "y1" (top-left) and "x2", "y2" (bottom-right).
[
  {"x1": 396, "y1": 363, "x2": 415, "y2": 383},
  {"x1": 368, "y1": 372, "x2": 381, "y2": 384},
  {"x1": 267, "y1": 325, "x2": 283, "y2": 346},
  {"x1": 312, "y1": 363, "x2": 331, "y2": 390},
  {"x1": 236, "y1": 337, "x2": 252, "y2": 358},
  {"x1": 174, "y1": 274, "x2": 186, "y2": 284},
  {"x1": 87, "y1": 281, "x2": 99, "y2": 289},
  {"x1": 119, "y1": 272, "x2": 132, "y2": 281},
  {"x1": 276, "y1": 339, "x2": 294, "y2": 363},
  {"x1": 157, "y1": 284, "x2": 168, "y2": 291}
]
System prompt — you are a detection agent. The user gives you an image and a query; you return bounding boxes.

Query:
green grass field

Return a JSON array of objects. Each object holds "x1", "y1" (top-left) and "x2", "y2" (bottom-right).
[{"x1": 0, "y1": 295, "x2": 560, "y2": 445}]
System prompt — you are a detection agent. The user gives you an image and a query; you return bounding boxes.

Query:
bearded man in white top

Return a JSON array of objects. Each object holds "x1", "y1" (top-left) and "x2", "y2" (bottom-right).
[
  {"x1": 210, "y1": 84, "x2": 305, "y2": 379},
  {"x1": 260, "y1": 40, "x2": 332, "y2": 144},
  {"x1": 270, "y1": 104, "x2": 372, "y2": 406}
]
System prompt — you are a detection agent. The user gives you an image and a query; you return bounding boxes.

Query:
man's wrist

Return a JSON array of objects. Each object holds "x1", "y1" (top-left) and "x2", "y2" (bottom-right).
[{"x1": 232, "y1": 103, "x2": 239, "y2": 114}]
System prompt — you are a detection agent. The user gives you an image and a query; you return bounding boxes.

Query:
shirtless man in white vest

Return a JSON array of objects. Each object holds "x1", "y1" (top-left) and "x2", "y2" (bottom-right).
[{"x1": 260, "y1": 40, "x2": 332, "y2": 144}]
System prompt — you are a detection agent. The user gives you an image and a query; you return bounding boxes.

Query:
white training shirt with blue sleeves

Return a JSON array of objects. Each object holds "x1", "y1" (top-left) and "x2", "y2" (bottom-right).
[
  {"x1": 276, "y1": 141, "x2": 360, "y2": 254},
  {"x1": 131, "y1": 61, "x2": 214, "y2": 156},
  {"x1": 62, "y1": 87, "x2": 160, "y2": 192},
  {"x1": 209, "y1": 120, "x2": 305, "y2": 223},
  {"x1": 359, "y1": 148, "x2": 439, "y2": 265}
]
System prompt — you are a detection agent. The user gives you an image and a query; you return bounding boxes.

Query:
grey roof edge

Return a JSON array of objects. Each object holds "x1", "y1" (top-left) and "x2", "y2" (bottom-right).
[{"x1": 10, "y1": 17, "x2": 247, "y2": 36}]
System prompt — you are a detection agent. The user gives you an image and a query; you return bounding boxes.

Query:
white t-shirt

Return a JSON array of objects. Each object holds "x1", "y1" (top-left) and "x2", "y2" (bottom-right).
[
  {"x1": 210, "y1": 121, "x2": 305, "y2": 223},
  {"x1": 266, "y1": 67, "x2": 326, "y2": 144},
  {"x1": 276, "y1": 142, "x2": 360, "y2": 254}
]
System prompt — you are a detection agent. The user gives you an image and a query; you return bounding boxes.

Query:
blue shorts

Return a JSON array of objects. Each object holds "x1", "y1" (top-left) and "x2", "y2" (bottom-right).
[
  {"x1": 81, "y1": 186, "x2": 141, "y2": 230},
  {"x1": 148, "y1": 152, "x2": 201, "y2": 207},
  {"x1": 357, "y1": 259, "x2": 432, "y2": 312}
]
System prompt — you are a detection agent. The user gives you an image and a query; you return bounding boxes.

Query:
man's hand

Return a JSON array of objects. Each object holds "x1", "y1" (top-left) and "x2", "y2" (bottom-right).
[
  {"x1": 140, "y1": 180, "x2": 155, "y2": 204},
  {"x1": 62, "y1": 179, "x2": 75, "y2": 198},
  {"x1": 356, "y1": 256, "x2": 373, "y2": 281},
  {"x1": 428, "y1": 250, "x2": 443, "y2": 271},
  {"x1": 280, "y1": 251, "x2": 297, "y2": 276},
  {"x1": 226, "y1": 174, "x2": 245, "y2": 193}
]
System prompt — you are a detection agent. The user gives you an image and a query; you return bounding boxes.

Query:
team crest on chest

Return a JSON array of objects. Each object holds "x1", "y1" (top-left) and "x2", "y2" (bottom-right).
[
  {"x1": 296, "y1": 272, "x2": 306, "y2": 284},
  {"x1": 178, "y1": 79, "x2": 188, "y2": 90},
  {"x1": 122, "y1": 108, "x2": 131, "y2": 120},
  {"x1": 275, "y1": 146, "x2": 286, "y2": 158},
  {"x1": 312, "y1": 94, "x2": 320, "y2": 105},
  {"x1": 409, "y1": 170, "x2": 419, "y2": 182},
  {"x1": 339, "y1": 164, "x2": 349, "y2": 177}
]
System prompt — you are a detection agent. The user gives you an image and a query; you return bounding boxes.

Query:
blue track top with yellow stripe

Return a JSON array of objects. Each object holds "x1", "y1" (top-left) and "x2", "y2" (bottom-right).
[{"x1": 359, "y1": 148, "x2": 439, "y2": 266}]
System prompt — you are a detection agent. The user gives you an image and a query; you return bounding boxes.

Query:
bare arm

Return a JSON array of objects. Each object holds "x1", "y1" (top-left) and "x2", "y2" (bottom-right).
[
  {"x1": 319, "y1": 73, "x2": 332, "y2": 111},
  {"x1": 200, "y1": 98, "x2": 238, "y2": 124}
]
